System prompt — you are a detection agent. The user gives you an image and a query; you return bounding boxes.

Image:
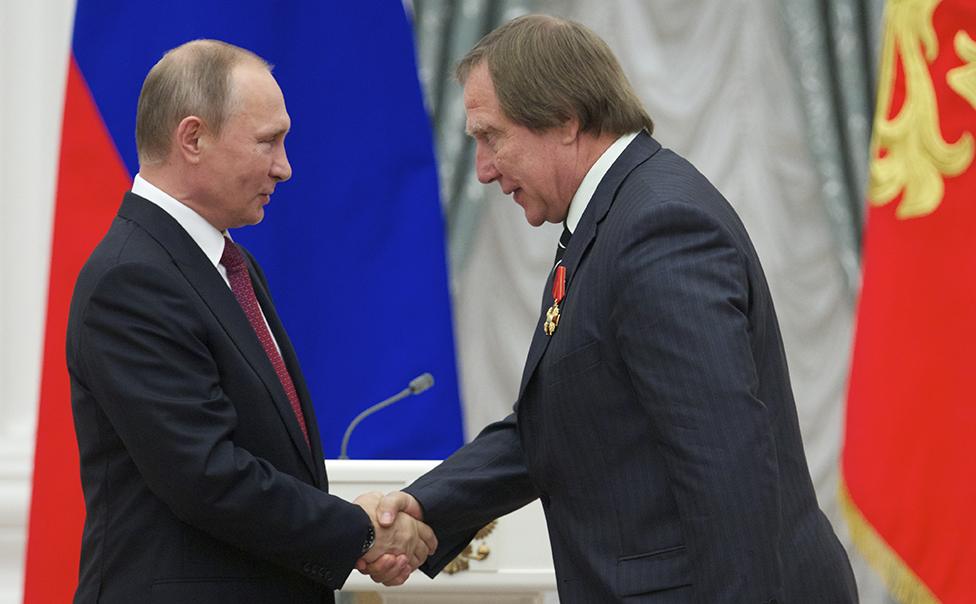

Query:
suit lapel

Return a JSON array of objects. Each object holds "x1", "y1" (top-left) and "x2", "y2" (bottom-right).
[
  {"x1": 118, "y1": 194, "x2": 319, "y2": 480},
  {"x1": 516, "y1": 133, "x2": 662, "y2": 401},
  {"x1": 516, "y1": 220, "x2": 598, "y2": 400}
]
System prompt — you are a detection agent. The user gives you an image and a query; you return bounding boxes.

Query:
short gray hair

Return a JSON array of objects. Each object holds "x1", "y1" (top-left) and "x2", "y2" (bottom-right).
[{"x1": 135, "y1": 39, "x2": 270, "y2": 165}]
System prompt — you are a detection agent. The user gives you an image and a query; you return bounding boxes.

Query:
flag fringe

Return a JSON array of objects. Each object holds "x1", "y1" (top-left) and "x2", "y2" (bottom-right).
[{"x1": 838, "y1": 476, "x2": 941, "y2": 603}]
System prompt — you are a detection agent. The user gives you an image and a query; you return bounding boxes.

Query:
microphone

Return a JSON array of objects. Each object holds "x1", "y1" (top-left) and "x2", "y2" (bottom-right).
[
  {"x1": 338, "y1": 372, "x2": 435, "y2": 459},
  {"x1": 408, "y1": 373, "x2": 434, "y2": 394}
]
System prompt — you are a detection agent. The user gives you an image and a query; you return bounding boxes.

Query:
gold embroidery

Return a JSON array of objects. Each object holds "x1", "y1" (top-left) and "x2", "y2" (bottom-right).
[
  {"x1": 869, "y1": 0, "x2": 974, "y2": 219},
  {"x1": 948, "y1": 30, "x2": 976, "y2": 109},
  {"x1": 443, "y1": 520, "x2": 496, "y2": 575}
]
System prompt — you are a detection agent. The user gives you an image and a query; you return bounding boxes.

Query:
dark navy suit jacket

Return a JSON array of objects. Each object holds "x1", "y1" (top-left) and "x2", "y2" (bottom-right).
[
  {"x1": 66, "y1": 193, "x2": 370, "y2": 603},
  {"x1": 405, "y1": 133, "x2": 858, "y2": 603}
]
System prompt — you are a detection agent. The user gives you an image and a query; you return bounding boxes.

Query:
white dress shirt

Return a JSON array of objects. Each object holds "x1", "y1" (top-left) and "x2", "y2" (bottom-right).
[
  {"x1": 132, "y1": 174, "x2": 281, "y2": 352},
  {"x1": 565, "y1": 131, "x2": 640, "y2": 234}
]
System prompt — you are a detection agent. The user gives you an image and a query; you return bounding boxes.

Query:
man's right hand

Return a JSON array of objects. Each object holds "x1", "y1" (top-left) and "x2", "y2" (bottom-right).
[
  {"x1": 353, "y1": 491, "x2": 435, "y2": 586},
  {"x1": 376, "y1": 491, "x2": 424, "y2": 527}
]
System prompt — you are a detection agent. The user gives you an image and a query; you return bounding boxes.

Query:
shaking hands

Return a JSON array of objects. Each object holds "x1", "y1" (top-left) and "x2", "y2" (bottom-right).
[{"x1": 353, "y1": 491, "x2": 434, "y2": 586}]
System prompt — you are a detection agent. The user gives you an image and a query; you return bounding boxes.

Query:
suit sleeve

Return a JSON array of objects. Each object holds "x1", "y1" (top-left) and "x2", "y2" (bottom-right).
[
  {"x1": 75, "y1": 261, "x2": 370, "y2": 588},
  {"x1": 610, "y1": 201, "x2": 783, "y2": 600},
  {"x1": 403, "y1": 413, "x2": 539, "y2": 576}
]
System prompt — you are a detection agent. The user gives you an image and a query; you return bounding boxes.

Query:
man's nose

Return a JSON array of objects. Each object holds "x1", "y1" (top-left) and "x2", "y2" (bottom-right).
[
  {"x1": 475, "y1": 145, "x2": 498, "y2": 184},
  {"x1": 271, "y1": 145, "x2": 292, "y2": 182}
]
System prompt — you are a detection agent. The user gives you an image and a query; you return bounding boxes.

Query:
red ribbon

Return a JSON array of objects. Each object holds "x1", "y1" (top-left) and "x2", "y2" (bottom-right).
[{"x1": 552, "y1": 265, "x2": 566, "y2": 303}]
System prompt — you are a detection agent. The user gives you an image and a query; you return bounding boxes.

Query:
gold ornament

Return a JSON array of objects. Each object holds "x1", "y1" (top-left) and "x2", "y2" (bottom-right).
[
  {"x1": 443, "y1": 520, "x2": 497, "y2": 575},
  {"x1": 869, "y1": 0, "x2": 974, "y2": 219},
  {"x1": 544, "y1": 302, "x2": 561, "y2": 336},
  {"x1": 948, "y1": 30, "x2": 976, "y2": 110}
]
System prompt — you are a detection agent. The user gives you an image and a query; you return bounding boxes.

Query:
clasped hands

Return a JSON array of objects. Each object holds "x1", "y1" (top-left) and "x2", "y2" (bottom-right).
[{"x1": 353, "y1": 491, "x2": 433, "y2": 586}]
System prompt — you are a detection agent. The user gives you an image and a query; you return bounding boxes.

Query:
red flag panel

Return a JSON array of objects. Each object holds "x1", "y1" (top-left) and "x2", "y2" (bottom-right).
[
  {"x1": 843, "y1": 2, "x2": 976, "y2": 602},
  {"x1": 23, "y1": 56, "x2": 131, "y2": 603}
]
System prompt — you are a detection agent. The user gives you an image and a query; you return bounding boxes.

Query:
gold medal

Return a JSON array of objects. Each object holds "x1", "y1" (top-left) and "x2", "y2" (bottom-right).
[{"x1": 544, "y1": 302, "x2": 561, "y2": 335}]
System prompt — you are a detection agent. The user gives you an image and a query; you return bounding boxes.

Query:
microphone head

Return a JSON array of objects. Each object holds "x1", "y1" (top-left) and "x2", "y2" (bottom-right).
[{"x1": 409, "y1": 372, "x2": 434, "y2": 394}]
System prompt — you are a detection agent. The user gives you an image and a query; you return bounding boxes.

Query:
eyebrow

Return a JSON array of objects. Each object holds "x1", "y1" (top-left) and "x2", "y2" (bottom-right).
[
  {"x1": 260, "y1": 124, "x2": 291, "y2": 139},
  {"x1": 466, "y1": 124, "x2": 496, "y2": 139}
]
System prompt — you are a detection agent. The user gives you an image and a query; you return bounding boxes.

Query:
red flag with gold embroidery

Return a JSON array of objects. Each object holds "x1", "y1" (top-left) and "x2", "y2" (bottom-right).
[{"x1": 842, "y1": 1, "x2": 976, "y2": 602}]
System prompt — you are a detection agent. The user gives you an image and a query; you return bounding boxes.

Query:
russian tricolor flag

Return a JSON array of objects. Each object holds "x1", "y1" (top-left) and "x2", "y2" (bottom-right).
[{"x1": 24, "y1": 2, "x2": 464, "y2": 601}]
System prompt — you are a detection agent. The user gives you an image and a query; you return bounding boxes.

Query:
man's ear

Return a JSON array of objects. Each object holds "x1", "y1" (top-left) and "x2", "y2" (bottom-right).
[
  {"x1": 559, "y1": 115, "x2": 581, "y2": 145},
  {"x1": 175, "y1": 115, "x2": 206, "y2": 164}
]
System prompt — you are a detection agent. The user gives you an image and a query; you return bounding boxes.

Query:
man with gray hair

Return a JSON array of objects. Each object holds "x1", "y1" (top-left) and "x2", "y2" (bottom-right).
[
  {"x1": 66, "y1": 39, "x2": 433, "y2": 603},
  {"x1": 366, "y1": 15, "x2": 857, "y2": 603}
]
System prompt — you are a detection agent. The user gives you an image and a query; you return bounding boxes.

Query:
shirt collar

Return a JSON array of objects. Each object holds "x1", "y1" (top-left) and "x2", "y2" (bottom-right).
[
  {"x1": 565, "y1": 131, "x2": 640, "y2": 234},
  {"x1": 132, "y1": 173, "x2": 228, "y2": 269}
]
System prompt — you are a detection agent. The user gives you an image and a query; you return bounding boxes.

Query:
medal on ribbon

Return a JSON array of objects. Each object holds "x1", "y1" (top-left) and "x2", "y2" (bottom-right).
[{"x1": 544, "y1": 265, "x2": 566, "y2": 336}]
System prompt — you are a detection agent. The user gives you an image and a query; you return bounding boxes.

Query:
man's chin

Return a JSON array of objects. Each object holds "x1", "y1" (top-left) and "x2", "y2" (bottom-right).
[
  {"x1": 522, "y1": 209, "x2": 546, "y2": 228},
  {"x1": 231, "y1": 211, "x2": 265, "y2": 230}
]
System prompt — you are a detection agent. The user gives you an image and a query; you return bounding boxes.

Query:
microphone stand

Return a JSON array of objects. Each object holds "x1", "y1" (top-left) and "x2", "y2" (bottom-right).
[{"x1": 338, "y1": 373, "x2": 434, "y2": 459}]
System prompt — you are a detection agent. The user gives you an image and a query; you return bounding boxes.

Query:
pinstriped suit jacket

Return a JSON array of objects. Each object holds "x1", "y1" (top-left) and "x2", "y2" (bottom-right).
[{"x1": 405, "y1": 133, "x2": 857, "y2": 603}]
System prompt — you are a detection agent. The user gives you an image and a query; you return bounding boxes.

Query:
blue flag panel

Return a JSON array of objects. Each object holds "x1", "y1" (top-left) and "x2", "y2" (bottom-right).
[{"x1": 72, "y1": 1, "x2": 464, "y2": 458}]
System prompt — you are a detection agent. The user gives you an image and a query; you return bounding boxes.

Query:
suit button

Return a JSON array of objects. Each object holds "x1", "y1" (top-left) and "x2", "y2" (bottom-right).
[{"x1": 302, "y1": 562, "x2": 312, "y2": 573}]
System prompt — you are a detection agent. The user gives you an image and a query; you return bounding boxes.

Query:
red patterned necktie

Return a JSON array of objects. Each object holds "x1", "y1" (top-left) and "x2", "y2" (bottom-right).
[{"x1": 220, "y1": 237, "x2": 309, "y2": 449}]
